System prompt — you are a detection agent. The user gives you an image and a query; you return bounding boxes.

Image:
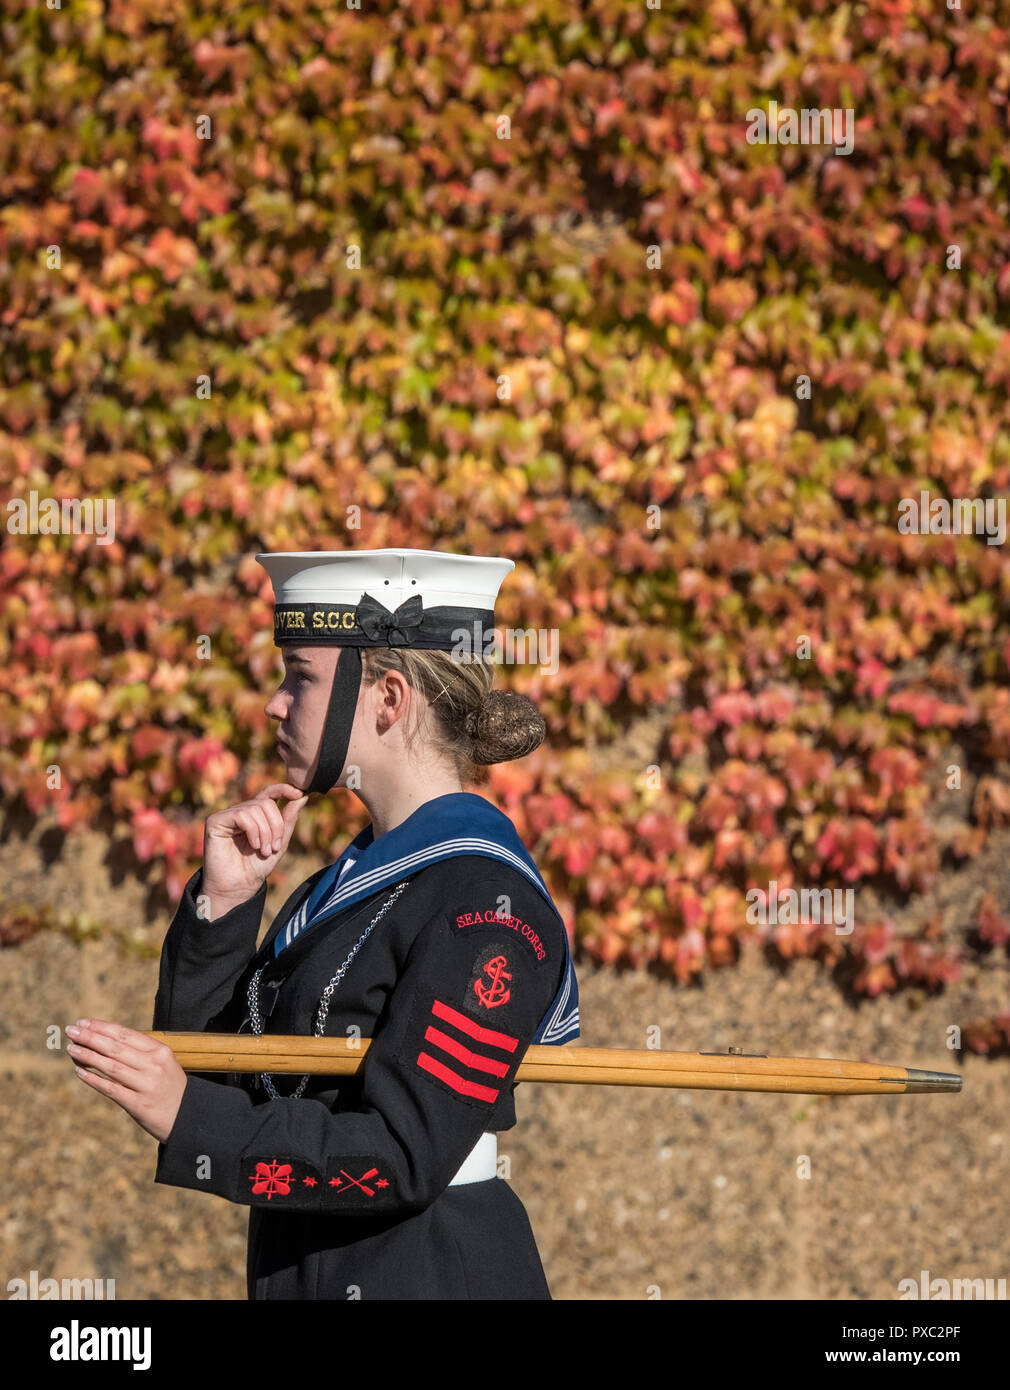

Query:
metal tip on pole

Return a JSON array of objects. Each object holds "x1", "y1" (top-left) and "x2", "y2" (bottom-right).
[{"x1": 904, "y1": 1068, "x2": 963, "y2": 1093}]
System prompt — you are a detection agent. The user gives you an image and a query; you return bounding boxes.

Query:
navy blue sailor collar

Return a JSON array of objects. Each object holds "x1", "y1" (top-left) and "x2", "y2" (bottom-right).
[{"x1": 286, "y1": 791, "x2": 580, "y2": 1045}]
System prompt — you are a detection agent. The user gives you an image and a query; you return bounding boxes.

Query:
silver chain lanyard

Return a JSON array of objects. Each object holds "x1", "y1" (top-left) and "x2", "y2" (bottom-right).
[{"x1": 246, "y1": 879, "x2": 411, "y2": 1101}]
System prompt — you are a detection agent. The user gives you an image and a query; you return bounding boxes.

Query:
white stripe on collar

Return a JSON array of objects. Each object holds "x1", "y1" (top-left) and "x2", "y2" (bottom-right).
[{"x1": 313, "y1": 835, "x2": 549, "y2": 918}]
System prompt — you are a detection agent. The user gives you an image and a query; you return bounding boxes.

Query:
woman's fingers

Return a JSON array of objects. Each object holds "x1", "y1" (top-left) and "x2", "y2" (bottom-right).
[
  {"x1": 230, "y1": 809, "x2": 259, "y2": 850},
  {"x1": 255, "y1": 784, "x2": 306, "y2": 851},
  {"x1": 68, "y1": 1042, "x2": 130, "y2": 1085},
  {"x1": 257, "y1": 783, "x2": 308, "y2": 802},
  {"x1": 280, "y1": 793, "x2": 309, "y2": 830},
  {"x1": 248, "y1": 805, "x2": 276, "y2": 855},
  {"x1": 66, "y1": 1020, "x2": 152, "y2": 1089},
  {"x1": 206, "y1": 783, "x2": 305, "y2": 859},
  {"x1": 235, "y1": 807, "x2": 272, "y2": 854},
  {"x1": 74, "y1": 1066, "x2": 134, "y2": 1108},
  {"x1": 256, "y1": 798, "x2": 287, "y2": 849},
  {"x1": 68, "y1": 1018, "x2": 153, "y2": 1053}
]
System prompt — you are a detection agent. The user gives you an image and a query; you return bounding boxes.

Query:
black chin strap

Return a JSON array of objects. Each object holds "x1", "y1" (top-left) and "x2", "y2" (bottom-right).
[{"x1": 304, "y1": 646, "x2": 362, "y2": 795}]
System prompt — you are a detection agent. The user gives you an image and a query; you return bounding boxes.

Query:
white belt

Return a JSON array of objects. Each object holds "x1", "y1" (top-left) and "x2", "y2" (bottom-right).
[{"x1": 448, "y1": 1131, "x2": 497, "y2": 1186}]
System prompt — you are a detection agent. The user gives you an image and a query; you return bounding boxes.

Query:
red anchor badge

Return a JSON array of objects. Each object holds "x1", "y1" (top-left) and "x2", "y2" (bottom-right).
[{"x1": 473, "y1": 954, "x2": 511, "y2": 1009}]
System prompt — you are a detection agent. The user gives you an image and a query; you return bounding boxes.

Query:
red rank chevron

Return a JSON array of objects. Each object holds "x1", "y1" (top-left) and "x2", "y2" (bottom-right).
[{"x1": 415, "y1": 998, "x2": 520, "y2": 1103}]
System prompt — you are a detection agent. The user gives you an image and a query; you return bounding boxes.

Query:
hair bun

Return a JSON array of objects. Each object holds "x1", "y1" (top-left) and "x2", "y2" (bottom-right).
[{"x1": 468, "y1": 690, "x2": 546, "y2": 764}]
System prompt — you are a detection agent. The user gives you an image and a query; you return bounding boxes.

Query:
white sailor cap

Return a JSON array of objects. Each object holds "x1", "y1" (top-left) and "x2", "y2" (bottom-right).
[{"x1": 255, "y1": 548, "x2": 515, "y2": 650}]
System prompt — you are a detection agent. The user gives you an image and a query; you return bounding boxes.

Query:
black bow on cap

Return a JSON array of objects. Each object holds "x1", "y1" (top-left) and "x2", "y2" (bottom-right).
[{"x1": 355, "y1": 592, "x2": 425, "y2": 646}]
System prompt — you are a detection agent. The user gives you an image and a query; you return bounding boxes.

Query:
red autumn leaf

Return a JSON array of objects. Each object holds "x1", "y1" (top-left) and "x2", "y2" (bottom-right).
[{"x1": 854, "y1": 961, "x2": 896, "y2": 997}]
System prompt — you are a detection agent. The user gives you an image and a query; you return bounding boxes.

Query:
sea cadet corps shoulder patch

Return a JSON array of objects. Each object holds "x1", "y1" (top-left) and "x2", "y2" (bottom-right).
[
  {"x1": 450, "y1": 894, "x2": 551, "y2": 965},
  {"x1": 242, "y1": 1154, "x2": 395, "y2": 1210}
]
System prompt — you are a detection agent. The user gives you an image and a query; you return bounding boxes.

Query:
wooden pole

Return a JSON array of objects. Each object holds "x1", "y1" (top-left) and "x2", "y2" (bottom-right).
[{"x1": 147, "y1": 1032, "x2": 962, "y2": 1096}]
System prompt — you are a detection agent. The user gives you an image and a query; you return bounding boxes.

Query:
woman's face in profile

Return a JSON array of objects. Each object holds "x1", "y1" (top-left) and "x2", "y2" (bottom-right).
[
  {"x1": 265, "y1": 648, "x2": 417, "y2": 791},
  {"x1": 265, "y1": 646, "x2": 341, "y2": 788}
]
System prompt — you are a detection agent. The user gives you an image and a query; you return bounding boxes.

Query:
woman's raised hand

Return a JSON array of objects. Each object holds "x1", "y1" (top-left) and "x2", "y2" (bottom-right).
[{"x1": 201, "y1": 783, "x2": 308, "y2": 916}]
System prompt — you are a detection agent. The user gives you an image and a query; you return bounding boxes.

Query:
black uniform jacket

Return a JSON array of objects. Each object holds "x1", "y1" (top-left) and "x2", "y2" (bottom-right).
[{"x1": 152, "y1": 852, "x2": 567, "y2": 1299}]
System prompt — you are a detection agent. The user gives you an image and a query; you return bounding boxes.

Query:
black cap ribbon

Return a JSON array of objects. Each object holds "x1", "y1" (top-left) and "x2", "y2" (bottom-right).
[{"x1": 355, "y1": 592, "x2": 425, "y2": 646}]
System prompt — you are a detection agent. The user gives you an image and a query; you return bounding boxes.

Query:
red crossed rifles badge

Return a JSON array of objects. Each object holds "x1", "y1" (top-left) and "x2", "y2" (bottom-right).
[{"x1": 473, "y1": 953, "x2": 511, "y2": 1009}]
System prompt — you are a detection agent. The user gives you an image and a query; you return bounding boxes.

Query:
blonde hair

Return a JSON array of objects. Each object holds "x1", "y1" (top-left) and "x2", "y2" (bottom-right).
[{"x1": 359, "y1": 647, "x2": 546, "y2": 787}]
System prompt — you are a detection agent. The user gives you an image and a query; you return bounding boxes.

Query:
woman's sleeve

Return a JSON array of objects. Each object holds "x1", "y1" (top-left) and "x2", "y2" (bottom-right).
[
  {"x1": 152, "y1": 869, "x2": 268, "y2": 1033},
  {"x1": 152, "y1": 871, "x2": 567, "y2": 1216},
  {"x1": 152, "y1": 867, "x2": 325, "y2": 1032}
]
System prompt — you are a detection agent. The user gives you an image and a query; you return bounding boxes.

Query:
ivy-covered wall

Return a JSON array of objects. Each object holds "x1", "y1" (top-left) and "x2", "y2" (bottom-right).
[{"x1": 2, "y1": 1, "x2": 1009, "y2": 1048}]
